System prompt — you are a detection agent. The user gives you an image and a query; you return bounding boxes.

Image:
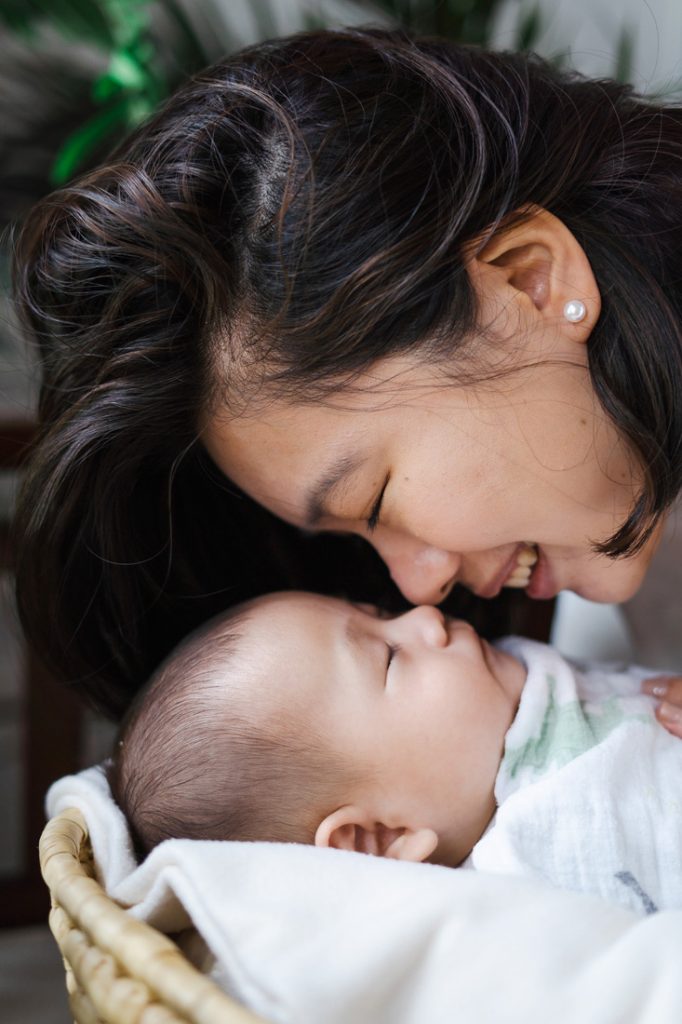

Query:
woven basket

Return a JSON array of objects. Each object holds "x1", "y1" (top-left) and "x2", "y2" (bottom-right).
[{"x1": 39, "y1": 807, "x2": 267, "y2": 1023}]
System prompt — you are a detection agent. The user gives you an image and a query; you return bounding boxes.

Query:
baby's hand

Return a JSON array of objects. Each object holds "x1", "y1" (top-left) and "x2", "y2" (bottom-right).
[{"x1": 642, "y1": 677, "x2": 682, "y2": 738}]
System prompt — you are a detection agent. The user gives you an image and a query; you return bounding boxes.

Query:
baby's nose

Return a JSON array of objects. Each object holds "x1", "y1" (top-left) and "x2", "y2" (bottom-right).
[{"x1": 396, "y1": 605, "x2": 449, "y2": 647}]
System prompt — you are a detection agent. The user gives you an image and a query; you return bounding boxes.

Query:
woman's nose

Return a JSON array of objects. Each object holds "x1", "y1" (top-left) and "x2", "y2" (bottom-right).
[
  {"x1": 371, "y1": 531, "x2": 461, "y2": 606},
  {"x1": 392, "y1": 605, "x2": 449, "y2": 647}
]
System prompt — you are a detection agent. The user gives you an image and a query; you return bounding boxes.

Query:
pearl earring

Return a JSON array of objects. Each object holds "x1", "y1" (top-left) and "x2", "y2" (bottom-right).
[{"x1": 563, "y1": 299, "x2": 586, "y2": 323}]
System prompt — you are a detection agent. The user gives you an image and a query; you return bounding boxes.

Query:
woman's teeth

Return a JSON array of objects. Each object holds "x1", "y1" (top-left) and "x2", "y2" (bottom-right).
[{"x1": 504, "y1": 543, "x2": 538, "y2": 589}]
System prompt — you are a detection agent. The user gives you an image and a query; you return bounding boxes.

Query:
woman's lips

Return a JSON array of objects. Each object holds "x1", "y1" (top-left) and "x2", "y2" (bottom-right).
[
  {"x1": 471, "y1": 544, "x2": 559, "y2": 600},
  {"x1": 526, "y1": 545, "x2": 558, "y2": 600},
  {"x1": 476, "y1": 543, "x2": 537, "y2": 599}
]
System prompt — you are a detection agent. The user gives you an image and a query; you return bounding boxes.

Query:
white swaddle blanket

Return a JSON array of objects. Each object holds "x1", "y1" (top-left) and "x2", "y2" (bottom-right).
[
  {"x1": 470, "y1": 637, "x2": 680, "y2": 913},
  {"x1": 48, "y1": 760, "x2": 682, "y2": 1023}
]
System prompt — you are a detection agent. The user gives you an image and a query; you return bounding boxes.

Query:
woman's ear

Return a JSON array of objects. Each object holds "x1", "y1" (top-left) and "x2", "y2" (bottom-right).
[
  {"x1": 315, "y1": 806, "x2": 438, "y2": 862},
  {"x1": 465, "y1": 205, "x2": 601, "y2": 344}
]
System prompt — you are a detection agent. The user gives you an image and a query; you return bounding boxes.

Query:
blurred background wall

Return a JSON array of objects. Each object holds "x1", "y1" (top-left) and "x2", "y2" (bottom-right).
[
  {"x1": 494, "y1": 0, "x2": 682, "y2": 94},
  {"x1": 1, "y1": 1, "x2": 680, "y2": 1020}
]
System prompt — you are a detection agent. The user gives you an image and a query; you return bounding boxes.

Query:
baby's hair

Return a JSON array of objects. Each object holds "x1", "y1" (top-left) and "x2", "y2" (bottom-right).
[{"x1": 107, "y1": 602, "x2": 356, "y2": 858}]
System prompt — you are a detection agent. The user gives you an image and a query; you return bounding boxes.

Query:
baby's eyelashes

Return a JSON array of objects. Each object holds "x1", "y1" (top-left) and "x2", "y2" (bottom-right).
[{"x1": 386, "y1": 644, "x2": 401, "y2": 669}]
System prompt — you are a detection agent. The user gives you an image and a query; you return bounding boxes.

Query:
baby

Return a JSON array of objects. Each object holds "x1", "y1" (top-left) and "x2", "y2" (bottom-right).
[{"x1": 109, "y1": 592, "x2": 682, "y2": 915}]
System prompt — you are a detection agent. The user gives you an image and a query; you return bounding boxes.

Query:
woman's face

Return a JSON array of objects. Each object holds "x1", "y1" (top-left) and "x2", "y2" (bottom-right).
[{"x1": 204, "y1": 334, "x2": 661, "y2": 607}]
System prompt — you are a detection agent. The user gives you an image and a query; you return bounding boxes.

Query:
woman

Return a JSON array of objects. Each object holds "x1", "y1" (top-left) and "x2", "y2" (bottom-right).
[{"x1": 12, "y1": 26, "x2": 682, "y2": 718}]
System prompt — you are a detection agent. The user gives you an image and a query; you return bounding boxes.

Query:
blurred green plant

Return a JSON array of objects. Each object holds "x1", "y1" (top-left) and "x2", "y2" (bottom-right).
[{"x1": 0, "y1": 0, "x2": 209, "y2": 185}]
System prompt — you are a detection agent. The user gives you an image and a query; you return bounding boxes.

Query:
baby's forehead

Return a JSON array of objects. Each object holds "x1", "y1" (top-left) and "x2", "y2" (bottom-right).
[
  {"x1": 241, "y1": 591, "x2": 351, "y2": 632},
  {"x1": 230, "y1": 590, "x2": 352, "y2": 688}
]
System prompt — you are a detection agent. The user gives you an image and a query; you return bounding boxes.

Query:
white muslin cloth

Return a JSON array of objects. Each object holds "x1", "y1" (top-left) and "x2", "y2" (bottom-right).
[
  {"x1": 470, "y1": 637, "x2": 681, "y2": 914},
  {"x1": 48, "y1": 761, "x2": 682, "y2": 1024}
]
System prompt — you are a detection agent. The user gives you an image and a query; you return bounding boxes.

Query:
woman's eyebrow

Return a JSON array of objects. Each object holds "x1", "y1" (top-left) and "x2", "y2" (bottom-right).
[{"x1": 304, "y1": 452, "x2": 366, "y2": 526}]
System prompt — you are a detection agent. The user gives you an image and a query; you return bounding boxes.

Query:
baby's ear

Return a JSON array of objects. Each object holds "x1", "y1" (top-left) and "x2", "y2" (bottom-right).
[{"x1": 315, "y1": 806, "x2": 438, "y2": 863}]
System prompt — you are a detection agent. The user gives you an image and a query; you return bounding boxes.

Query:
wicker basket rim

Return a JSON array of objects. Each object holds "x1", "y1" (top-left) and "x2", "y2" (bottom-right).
[{"x1": 40, "y1": 806, "x2": 265, "y2": 1024}]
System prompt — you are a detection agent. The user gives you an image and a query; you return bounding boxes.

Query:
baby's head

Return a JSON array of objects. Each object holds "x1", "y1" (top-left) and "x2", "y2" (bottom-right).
[{"x1": 109, "y1": 592, "x2": 526, "y2": 866}]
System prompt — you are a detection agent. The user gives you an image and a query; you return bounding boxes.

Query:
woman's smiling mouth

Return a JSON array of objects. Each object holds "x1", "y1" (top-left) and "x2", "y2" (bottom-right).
[
  {"x1": 503, "y1": 543, "x2": 538, "y2": 589},
  {"x1": 476, "y1": 543, "x2": 539, "y2": 599}
]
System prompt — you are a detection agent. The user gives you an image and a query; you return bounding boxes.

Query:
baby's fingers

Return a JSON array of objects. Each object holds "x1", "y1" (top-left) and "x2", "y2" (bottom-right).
[
  {"x1": 655, "y1": 703, "x2": 682, "y2": 738},
  {"x1": 642, "y1": 676, "x2": 682, "y2": 738}
]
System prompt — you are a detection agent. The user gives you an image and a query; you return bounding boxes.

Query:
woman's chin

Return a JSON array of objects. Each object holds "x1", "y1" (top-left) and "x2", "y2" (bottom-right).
[
  {"x1": 572, "y1": 556, "x2": 655, "y2": 604},
  {"x1": 545, "y1": 522, "x2": 665, "y2": 605}
]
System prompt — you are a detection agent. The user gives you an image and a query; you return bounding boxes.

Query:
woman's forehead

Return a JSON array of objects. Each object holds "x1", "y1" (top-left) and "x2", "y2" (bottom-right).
[
  {"x1": 205, "y1": 353, "x2": 449, "y2": 462},
  {"x1": 202, "y1": 384, "x2": 404, "y2": 519}
]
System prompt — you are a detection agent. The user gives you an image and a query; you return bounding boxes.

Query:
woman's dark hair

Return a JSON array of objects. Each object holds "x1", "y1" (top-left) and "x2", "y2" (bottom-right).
[{"x1": 12, "y1": 26, "x2": 682, "y2": 717}]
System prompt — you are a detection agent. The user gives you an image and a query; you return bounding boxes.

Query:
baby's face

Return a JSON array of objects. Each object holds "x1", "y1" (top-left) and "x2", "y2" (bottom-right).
[{"x1": 238, "y1": 593, "x2": 526, "y2": 863}]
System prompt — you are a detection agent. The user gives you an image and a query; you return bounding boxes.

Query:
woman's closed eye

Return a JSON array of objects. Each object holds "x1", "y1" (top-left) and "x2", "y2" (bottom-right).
[{"x1": 366, "y1": 474, "x2": 390, "y2": 533}]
